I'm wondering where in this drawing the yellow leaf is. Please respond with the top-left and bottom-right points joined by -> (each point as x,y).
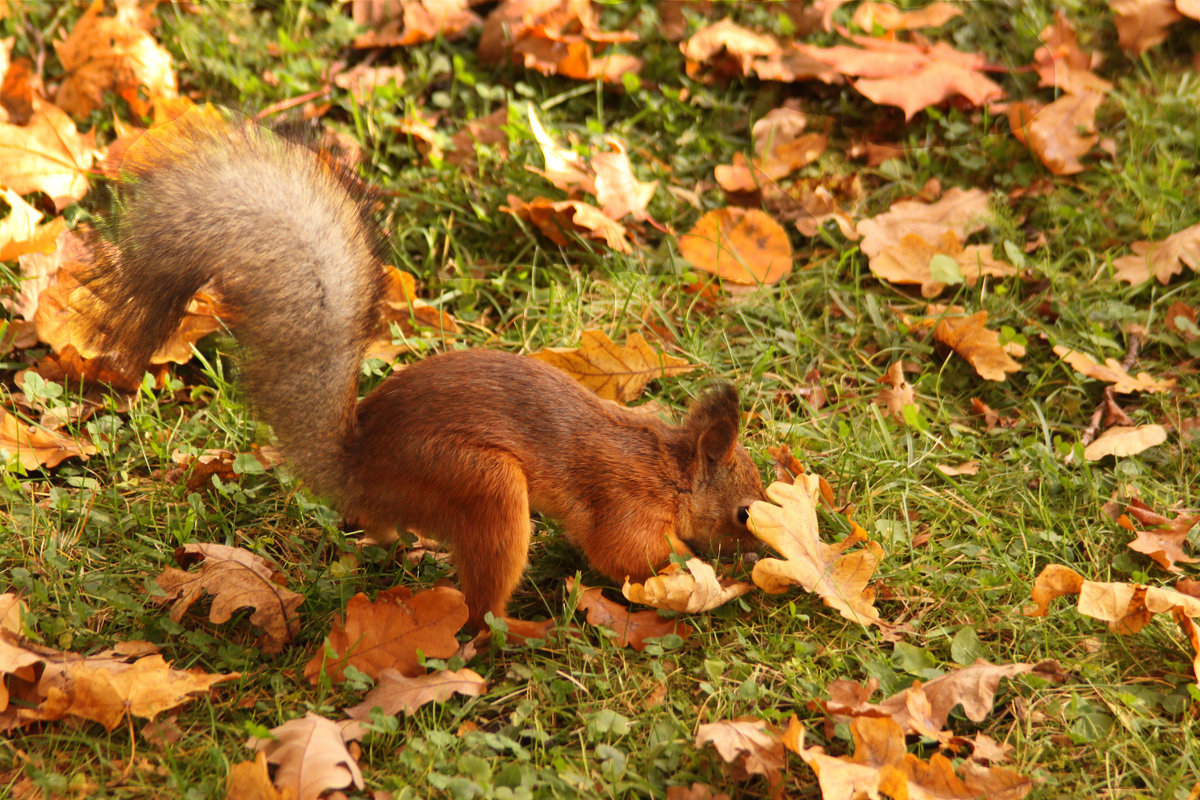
678,207 -> 793,285
1083,425 -> 1167,460
1053,346 -> 1175,393
933,311 -> 1022,381
530,329 -> 695,403
622,558 -> 751,613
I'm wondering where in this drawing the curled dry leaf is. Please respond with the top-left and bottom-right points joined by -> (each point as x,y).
345,667 -> 486,719
248,712 -> 364,800
1010,91 -> 1103,176
53,0 -> 178,117
303,586 -> 467,683
1110,0 -> 1182,55
857,186 -> 992,260
1121,499 -> 1200,573
502,194 -> 631,253
1111,221 -> 1200,284
678,207 -> 793,285
569,578 -> 694,651
351,0 -> 481,48
0,187 -> 67,262
694,718 -> 785,789
224,751 -> 283,800
748,477 -> 884,627
1082,424 -> 1167,461
1034,11 -> 1113,94
851,1 -> 962,31
622,558 -> 751,613
870,231 -> 1017,298
530,329 -> 695,403
0,101 -> 98,202
0,406 -> 97,470
933,311 -> 1023,382
1052,345 -> 1175,393
876,360 -> 915,420
155,543 -> 304,654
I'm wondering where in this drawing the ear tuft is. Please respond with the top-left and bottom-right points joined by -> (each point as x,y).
685,384 -> 740,464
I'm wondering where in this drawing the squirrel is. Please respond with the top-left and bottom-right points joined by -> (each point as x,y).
81,107 -> 766,631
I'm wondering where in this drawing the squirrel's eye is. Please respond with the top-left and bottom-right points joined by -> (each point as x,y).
735,506 -> 750,526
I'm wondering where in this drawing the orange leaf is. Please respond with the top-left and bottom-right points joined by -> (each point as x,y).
569,579 -> 693,651
530,328 -> 695,403
1019,91 -> 1103,176
857,186 -> 992,259
1053,345 -> 1175,393
248,712 -> 364,800
1110,0 -> 1182,55
0,101 -> 97,202
694,718 -> 785,788
224,752 -> 284,800
1033,11 -> 1113,94
622,558 -> 751,613
1083,424 -> 1168,460
502,194 -> 631,252
678,207 -> 793,285
0,406 -> 97,470
851,2 -> 962,31
345,667 -> 487,719
1111,221 -> 1200,284
932,311 -> 1023,382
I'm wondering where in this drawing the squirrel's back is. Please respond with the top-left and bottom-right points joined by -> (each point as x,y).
85,107 -> 385,497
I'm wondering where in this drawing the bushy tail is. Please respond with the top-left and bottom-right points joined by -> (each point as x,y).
83,106 -> 385,499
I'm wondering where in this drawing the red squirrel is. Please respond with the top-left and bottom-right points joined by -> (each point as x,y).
81,107 -> 766,630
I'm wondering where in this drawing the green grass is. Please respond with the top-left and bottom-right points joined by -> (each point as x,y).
3,0 -> 1200,798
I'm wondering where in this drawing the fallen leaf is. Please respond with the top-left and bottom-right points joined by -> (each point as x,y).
665,783 -> 729,800
345,667 -> 486,719
749,477 -> 885,627
1122,500 -> 1199,573
876,361 -> 915,420
527,104 -> 594,193
446,106 -> 509,169
248,712 -> 364,800
502,194 -> 631,252
0,594 -> 24,636
0,101 -> 97,202
1053,345 -> 1175,393
53,0 -> 177,117
1083,424 -> 1168,460
694,718 -> 785,789
1110,0 -> 1182,54
851,2 -> 962,31
0,187 -> 67,262
155,543 -> 304,654
530,329 -> 695,403
857,187 -> 992,259
591,139 -> 657,221
679,19 -> 785,81
678,207 -> 794,285
570,579 -> 694,651
351,0 -> 481,48
303,586 -> 467,683
0,406 -> 97,470
225,752 -> 284,800
1111,221 -> 1200,284
1034,11 -> 1113,94
936,461 -> 980,476
1164,301 -> 1198,340
933,311 -> 1023,382
622,558 -> 752,613
1014,91 -> 1103,176
870,230 -> 1017,297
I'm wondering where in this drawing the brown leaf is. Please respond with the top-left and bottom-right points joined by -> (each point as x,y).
1053,345 -> 1175,393
0,188 -> 67,262
1014,91 -> 1103,176
351,0 -> 481,48
591,140 -> 657,221
857,186 -> 992,259
678,207 -> 794,285
851,2 -> 962,31
225,752 -> 285,800
622,558 -> 752,613
248,712 -> 364,800
0,101 -> 97,202
1034,11 -> 1113,94
156,544 -> 304,654
1083,424 -> 1168,460
0,406 -> 97,470
933,311 -> 1023,382
0,594 -> 24,637
680,19 -> 783,81
478,0 -> 639,82
345,667 -> 486,719
502,194 -> 631,252
876,360 -> 915,420
1110,0 -> 1182,55
870,231 -> 1017,297
570,579 -> 694,651
1111,221 -> 1200,284
1023,564 -> 1085,617
694,718 -> 785,789
530,329 -> 695,403
665,783 -> 729,800
53,0 -> 178,117
1124,501 -> 1199,573
303,586 -> 467,684
749,478 -> 885,627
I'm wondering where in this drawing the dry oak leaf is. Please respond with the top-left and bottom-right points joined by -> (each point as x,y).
1083,424 -> 1168,460
224,751 -> 286,800
530,328 -> 695,403
0,406 -> 97,470
857,186 -> 992,259
0,101 -> 97,202
1034,11 -> 1113,94
933,311 -> 1023,382
155,543 -> 303,654
345,667 -> 486,719
569,578 -> 694,651
1010,91 -> 1103,176
1110,0 -> 1183,54
248,712 -> 364,800
870,231 -> 1018,298
1052,345 -> 1175,393
1111,221 -> 1200,284
0,187 -> 67,262
622,558 -> 752,613
694,718 -> 786,789
1122,499 -> 1200,573
351,0 -> 481,48
794,716 -> 1033,800
304,586 -> 467,684
851,2 -> 962,31
53,0 -> 177,118
34,654 -> 236,731
1026,564 -> 1200,632
502,194 -> 631,252
749,477 -> 884,627
678,207 -> 793,285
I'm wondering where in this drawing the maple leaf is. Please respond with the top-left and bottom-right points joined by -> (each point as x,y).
502,194 -> 631,252
694,718 -> 786,789
53,0 -> 178,117
792,716 -> 1033,800
0,101 -> 97,202
1110,0 -> 1182,54
679,19 -> 784,81
367,265 -> 462,361
1053,345 -> 1175,393
248,712 -> 365,800
857,186 -> 992,259
224,752 -> 284,800
1120,499 -> 1199,573
748,477 -> 885,627
0,187 -> 67,262
155,543 -> 304,654
303,586 -> 467,684
351,0 -> 482,48
622,558 -> 752,613
345,667 -> 487,719
1082,424 -> 1168,460
1034,11 -> 1113,94
569,579 -> 694,651
1111,221 -> 1200,284
0,406 -> 97,470
933,311 -> 1023,382
1010,91 -> 1103,176
530,329 -> 695,403
678,207 -> 794,285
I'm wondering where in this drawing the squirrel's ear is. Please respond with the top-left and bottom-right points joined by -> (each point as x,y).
684,384 -> 740,464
